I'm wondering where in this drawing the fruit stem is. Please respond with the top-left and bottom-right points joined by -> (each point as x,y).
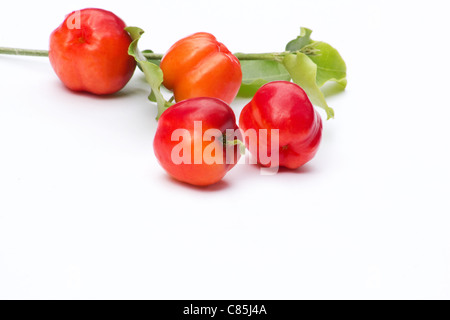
233,52 -> 286,61
0,47 -> 304,62
226,139 -> 246,155
140,52 -> 286,62
0,47 -> 49,57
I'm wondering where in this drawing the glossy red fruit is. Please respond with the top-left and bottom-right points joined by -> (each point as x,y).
49,8 -> 136,95
154,98 -> 242,186
160,33 -> 242,104
239,81 -> 322,169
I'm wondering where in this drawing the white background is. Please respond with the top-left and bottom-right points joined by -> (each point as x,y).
0,0 -> 449,300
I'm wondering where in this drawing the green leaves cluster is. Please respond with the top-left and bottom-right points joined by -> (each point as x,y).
126,27 -> 173,120
238,28 -> 347,119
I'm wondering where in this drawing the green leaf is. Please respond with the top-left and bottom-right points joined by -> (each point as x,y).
125,26 -> 172,119
286,27 -> 313,52
286,28 -> 347,89
283,53 -> 335,120
283,28 -> 347,118
308,41 -> 347,88
238,60 -> 291,98
135,50 -> 160,71
142,50 -> 161,66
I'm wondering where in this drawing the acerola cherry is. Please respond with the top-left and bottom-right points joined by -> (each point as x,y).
154,98 -> 242,187
49,8 -> 136,95
239,81 -> 323,169
160,33 -> 242,104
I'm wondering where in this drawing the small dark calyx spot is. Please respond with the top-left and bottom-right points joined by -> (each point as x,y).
282,145 -> 289,151
78,37 -> 86,44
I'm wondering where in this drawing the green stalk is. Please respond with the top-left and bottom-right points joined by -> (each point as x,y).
233,52 -> 286,61
0,47 -> 289,62
0,47 -> 49,57
140,52 -> 285,62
